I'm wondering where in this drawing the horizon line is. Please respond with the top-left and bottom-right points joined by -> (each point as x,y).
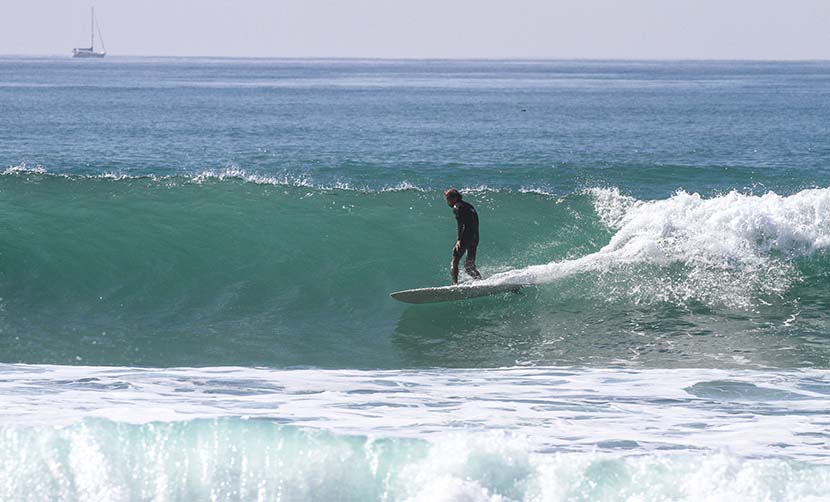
2,53 -> 830,63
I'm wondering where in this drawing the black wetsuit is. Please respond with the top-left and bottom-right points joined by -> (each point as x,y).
451,200 -> 482,282
453,200 -> 479,250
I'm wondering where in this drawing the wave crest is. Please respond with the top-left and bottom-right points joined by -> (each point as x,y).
492,187 -> 830,308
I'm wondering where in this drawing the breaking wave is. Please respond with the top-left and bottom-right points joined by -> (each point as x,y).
490,187 -> 830,308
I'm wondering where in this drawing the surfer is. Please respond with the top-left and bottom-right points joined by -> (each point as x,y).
445,188 -> 482,285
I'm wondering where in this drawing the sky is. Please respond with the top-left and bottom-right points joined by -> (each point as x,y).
1,0 -> 829,59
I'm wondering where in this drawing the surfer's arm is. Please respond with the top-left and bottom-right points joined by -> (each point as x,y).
454,206 -> 465,241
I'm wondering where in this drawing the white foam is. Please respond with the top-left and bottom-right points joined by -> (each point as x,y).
1,364 -> 827,462
518,186 -> 560,197
3,422 -> 827,501
380,181 -> 427,192
488,187 -> 830,308
2,163 -> 47,175
189,166 -> 315,187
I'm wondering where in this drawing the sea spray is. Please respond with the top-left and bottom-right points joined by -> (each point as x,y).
488,187 -> 830,308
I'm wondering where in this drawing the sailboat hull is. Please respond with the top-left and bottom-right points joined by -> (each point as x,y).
72,50 -> 106,58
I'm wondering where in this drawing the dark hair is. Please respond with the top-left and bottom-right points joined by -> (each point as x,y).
444,188 -> 462,201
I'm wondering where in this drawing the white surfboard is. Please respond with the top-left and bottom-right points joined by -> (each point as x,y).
390,283 -> 525,304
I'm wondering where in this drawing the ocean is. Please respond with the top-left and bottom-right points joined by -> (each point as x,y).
1,57 -> 829,500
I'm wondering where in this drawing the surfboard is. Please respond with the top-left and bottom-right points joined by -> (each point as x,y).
390,283 -> 525,304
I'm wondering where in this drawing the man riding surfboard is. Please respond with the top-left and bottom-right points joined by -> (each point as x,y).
445,188 -> 482,285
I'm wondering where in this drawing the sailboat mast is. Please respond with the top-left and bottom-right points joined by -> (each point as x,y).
91,8 -> 95,49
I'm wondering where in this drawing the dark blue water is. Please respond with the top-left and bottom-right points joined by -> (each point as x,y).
4,58 -> 829,196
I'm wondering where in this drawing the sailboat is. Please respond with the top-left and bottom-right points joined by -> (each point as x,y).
72,7 -> 106,58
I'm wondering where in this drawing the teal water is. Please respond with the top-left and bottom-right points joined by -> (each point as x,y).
2,58 -> 830,499
3,174 -> 830,369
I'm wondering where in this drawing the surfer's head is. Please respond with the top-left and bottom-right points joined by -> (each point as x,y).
444,188 -> 462,206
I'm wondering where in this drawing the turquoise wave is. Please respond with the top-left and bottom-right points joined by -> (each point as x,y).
2,173 -> 830,368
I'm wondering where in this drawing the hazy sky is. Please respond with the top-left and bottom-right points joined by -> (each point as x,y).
1,0 -> 829,59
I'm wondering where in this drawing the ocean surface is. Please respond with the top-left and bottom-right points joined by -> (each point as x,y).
1,57 -> 830,500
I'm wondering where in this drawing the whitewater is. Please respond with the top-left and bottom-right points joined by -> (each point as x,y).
490,187 -> 830,308
2,364 -> 829,501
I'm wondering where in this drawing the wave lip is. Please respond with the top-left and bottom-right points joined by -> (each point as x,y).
2,163 -> 47,175
1,164 -> 472,194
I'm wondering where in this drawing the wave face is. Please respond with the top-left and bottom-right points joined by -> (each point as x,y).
2,171 -> 830,368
